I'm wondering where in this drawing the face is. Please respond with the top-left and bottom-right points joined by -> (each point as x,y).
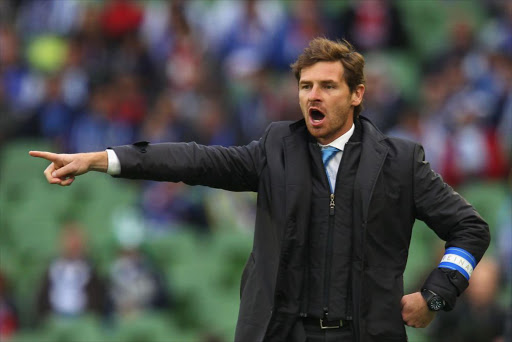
61,228 -> 86,259
299,61 -> 364,144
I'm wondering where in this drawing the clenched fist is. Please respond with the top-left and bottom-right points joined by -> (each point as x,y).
401,292 -> 436,328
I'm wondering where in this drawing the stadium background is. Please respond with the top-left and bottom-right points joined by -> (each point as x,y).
0,0 -> 510,341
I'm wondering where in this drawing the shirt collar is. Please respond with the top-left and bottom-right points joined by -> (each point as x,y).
318,124 -> 355,151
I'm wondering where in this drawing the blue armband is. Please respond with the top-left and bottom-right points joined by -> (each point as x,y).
438,247 -> 476,280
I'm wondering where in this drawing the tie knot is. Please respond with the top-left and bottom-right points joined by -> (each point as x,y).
321,146 -> 340,165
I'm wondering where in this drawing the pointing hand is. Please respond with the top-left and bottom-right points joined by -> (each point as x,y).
29,151 -> 108,186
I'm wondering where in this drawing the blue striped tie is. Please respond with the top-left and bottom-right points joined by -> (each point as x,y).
321,146 -> 340,192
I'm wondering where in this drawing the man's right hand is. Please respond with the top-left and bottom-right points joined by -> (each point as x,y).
29,151 -> 108,186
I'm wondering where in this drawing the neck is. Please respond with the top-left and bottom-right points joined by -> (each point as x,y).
317,118 -> 354,145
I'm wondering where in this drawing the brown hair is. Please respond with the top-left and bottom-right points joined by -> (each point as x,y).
291,37 -> 366,117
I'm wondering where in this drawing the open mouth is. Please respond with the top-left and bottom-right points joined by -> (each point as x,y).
309,108 -> 325,125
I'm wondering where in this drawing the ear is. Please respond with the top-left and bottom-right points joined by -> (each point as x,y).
351,84 -> 365,106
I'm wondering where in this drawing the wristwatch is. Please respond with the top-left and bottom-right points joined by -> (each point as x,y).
421,289 -> 446,311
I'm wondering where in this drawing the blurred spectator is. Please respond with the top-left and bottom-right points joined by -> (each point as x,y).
360,57 -> 405,132
420,15 -> 510,186
428,257 -> 506,342
409,52 -> 509,186
141,0 -> 204,96
111,73 -> 147,126
333,0 -> 409,52
480,1 -> 512,56
429,18 -> 479,68
194,96 -> 236,147
138,91 -> 187,143
75,4 -> 111,84
68,82 -> 134,153
0,25 -> 44,125
442,92 -> 508,186
203,190 -> 257,234
108,247 -> 170,318
407,69 -> 451,173
269,0 -> 327,70
228,66 -> 283,143
489,52 -> 512,162
432,16 -> 511,131
204,0 -> 284,62
165,0 -> 204,93
216,0 -> 284,69
0,270 -> 18,341
141,182 -> 210,234
100,0 -> 143,40
387,104 -> 422,142
107,209 -> 171,318
141,0 -> 208,129
60,36 -> 89,110
36,222 -> 104,319
15,0 -> 84,38
35,74 -> 76,149
111,33 -> 159,98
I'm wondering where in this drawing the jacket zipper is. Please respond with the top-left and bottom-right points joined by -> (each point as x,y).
323,193 -> 335,319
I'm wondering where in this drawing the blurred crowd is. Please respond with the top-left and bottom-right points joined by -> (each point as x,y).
0,0 -> 511,341
1,0 -> 511,218
35,221 -> 171,319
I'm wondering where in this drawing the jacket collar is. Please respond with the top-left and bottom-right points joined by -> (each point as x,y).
356,115 -> 389,220
288,118 -> 306,133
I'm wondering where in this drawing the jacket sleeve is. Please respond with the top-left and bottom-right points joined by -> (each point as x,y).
412,144 -> 490,310
109,125 -> 271,192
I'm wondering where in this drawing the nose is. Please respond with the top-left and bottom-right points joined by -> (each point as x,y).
308,85 -> 321,102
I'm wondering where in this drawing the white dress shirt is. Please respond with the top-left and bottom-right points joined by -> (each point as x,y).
106,149 -> 121,175
318,124 -> 355,192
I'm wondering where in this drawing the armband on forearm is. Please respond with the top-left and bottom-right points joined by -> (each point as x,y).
438,247 -> 476,280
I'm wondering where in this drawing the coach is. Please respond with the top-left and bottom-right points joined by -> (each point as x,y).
31,38 -> 489,342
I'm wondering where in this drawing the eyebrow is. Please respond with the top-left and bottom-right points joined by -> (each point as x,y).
299,79 -> 339,85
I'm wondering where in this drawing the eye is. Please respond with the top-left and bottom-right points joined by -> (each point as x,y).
301,84 -> 311,90
325,84 -> 335,89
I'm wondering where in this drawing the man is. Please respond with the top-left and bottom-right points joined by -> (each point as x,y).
30,38 -> 490,342
36,222 -> 104,319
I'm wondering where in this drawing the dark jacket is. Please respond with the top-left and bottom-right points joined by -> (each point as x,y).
112,117 -> 490,342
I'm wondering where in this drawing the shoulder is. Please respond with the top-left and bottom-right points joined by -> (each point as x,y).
267,120 -> 301,133
263,119 -> 305,140
360,116 -> 420,156
384,136 -> 420,156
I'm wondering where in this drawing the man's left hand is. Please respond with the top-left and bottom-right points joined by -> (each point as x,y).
400,292 -> 436,328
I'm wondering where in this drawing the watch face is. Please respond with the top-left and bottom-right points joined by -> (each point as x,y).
429,297 -> 444,311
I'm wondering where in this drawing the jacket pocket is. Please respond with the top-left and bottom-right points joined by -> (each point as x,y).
364,268 -> 406,339
240,252 -> 256,298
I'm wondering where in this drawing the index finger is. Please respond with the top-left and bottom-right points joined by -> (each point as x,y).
29,151 -> 59,162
